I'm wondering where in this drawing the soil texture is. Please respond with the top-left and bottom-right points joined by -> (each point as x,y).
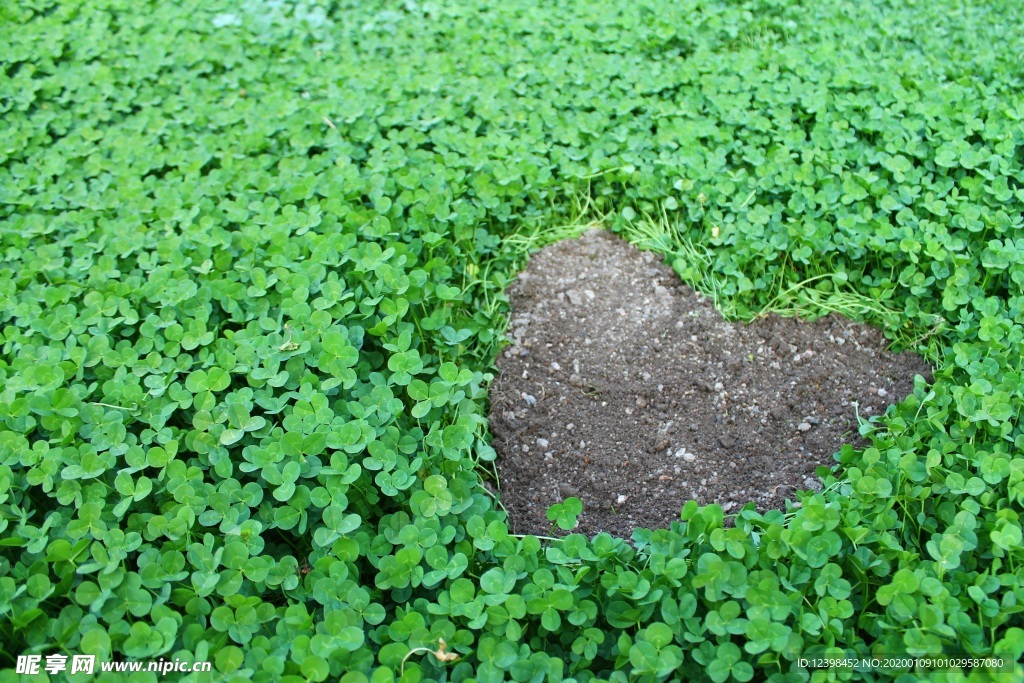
488,229 -> 933,539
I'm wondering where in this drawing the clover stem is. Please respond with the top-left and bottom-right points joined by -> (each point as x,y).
400,647 -> 436,676
509,533 -> 560,542
90,402 -> 131,410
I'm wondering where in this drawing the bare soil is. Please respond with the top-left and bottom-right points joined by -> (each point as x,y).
488,229 -> 932,539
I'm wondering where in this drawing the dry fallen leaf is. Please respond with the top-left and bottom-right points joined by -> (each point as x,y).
400,637 -> 462,676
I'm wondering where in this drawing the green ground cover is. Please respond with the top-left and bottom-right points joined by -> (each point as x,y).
2,0 -> 1024,680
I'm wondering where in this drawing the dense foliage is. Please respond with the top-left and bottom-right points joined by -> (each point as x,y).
2,0 -> 1024,680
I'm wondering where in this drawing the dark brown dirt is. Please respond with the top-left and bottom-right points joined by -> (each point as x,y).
488,229 -> 933,539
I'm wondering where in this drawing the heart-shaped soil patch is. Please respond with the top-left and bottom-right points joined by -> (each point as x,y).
489,229 -> 933,538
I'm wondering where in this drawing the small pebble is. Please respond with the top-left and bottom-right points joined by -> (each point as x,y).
877,388 -> 888,397
616,494 -> 627,505
536,438 -> 549,449
522,393 -> 537,406
714,382 -> 724,391
675,448 -> 697,462
797,422 -> 812,432
566,423 -> 575,430
551,362 -> 561,371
